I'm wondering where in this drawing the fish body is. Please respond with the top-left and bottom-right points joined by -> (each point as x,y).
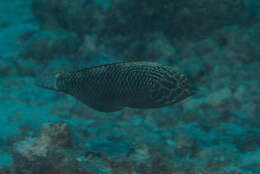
35,61 -> 196,112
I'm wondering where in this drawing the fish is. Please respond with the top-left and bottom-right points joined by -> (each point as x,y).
35,61 -> 196,112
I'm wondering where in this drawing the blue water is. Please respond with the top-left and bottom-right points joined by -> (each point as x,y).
0,0 -> 259,173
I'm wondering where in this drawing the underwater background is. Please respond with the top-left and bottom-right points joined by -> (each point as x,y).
0,0 -> 260,173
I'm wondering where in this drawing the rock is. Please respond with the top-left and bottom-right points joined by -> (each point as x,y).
0,58 -> 12,77
145,33 -> 177,60
18,30 -> 80,62
193,38 -> 219,56
13,123 -> 72,160
234,85 -> 247,102
174,131 -> 198,158
11,149 -> 85,174
234,129 -> 260,152
78,35 -> 100,59
12,57 -> 43,76
10,123 -> 81,174
214,26 -> 260,63
182,97 -> 204,111
32,0 -> 103,34
205,88 -> 232,107
129,146 -> 150,164
0,166 -> 10,174
40,123 -> 73,148
197,144 -> 239,172
31,0 -> 248,60
103,0 -> 247,40
252,22 -> 260,42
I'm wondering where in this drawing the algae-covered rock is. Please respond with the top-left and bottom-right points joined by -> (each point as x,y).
0,58 -> 12,77
13,57 -> 42,76
13,123 -> 72,160
144,33 -> 177,60
32,0 -> 247,39
11,149 -> 85,174
18,30 -> 80,62
197,144 -> 239,173
234,129 -> 260,152
101,0 -> 247,39
32,0 -> 104,34
30,0 -> 248,59
213,26 -> 260,63
0,166 -> 10,174
174,129 -> 199,158
11,123 -> 81,174
205,88 -> 232,107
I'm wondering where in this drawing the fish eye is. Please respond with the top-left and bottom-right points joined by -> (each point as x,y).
179,80 -> 186,88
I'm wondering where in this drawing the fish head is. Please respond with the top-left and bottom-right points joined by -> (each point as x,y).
149,70 -> 196,106
171,72 -> 197,103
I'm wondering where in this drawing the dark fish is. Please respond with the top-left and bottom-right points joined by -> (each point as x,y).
35,61 -> 196,112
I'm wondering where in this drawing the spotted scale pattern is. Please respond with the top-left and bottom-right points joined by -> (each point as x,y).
39,61 -> 196,112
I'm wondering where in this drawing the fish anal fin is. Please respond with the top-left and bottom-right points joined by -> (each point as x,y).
90,104 -> 123,112
75,96 -> 123,112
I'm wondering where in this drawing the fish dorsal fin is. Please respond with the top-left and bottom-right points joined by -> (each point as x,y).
89,103 -> 123,112
57,64 -> 80,73
74,61 -> 161,73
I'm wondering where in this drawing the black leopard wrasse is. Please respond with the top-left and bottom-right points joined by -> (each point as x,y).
35,61 -> 196,112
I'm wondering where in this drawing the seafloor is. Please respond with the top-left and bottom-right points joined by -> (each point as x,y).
0,0 -> 259,173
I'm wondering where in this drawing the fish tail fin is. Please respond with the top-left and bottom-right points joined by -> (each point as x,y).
34,71 -> 61,91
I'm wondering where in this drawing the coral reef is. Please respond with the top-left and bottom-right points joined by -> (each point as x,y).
18,30 -> 80,62
11,123 -> 82,174
0,167 -> 10,174
30,0 -> 248,59
0,0 -> 259,173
